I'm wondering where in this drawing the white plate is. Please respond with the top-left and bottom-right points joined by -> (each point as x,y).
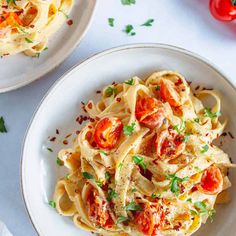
21,44 -> 236,236
0,0 -> 97,93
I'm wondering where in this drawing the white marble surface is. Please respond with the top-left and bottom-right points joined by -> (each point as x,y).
0,0 -> 235,235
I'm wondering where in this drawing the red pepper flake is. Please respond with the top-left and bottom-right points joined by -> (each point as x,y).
195,85 -> 200,90
65,133 -> 72,139
56,129 -> 59,134
228,132 -> 234,139
173,222 -> 182,231
76,130 -> 81,135
76,115 -> 89,125
116,97 -> 121,102
88,125 -> 93,129
175,79 -> 182,86
112,81 -> 116,85
67,19 -> 73,26
187,81 -> 192,86
87,102 -> 92,109
221,132 -> 227,137
202,87 -> 213,91
89,117 -> 95,122
63,140 -> 68,145
96,90 -> 101,94
50,137 -> 56,142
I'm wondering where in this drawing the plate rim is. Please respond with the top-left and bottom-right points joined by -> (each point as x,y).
21,43 -> 236,236
0,0 -> 98,94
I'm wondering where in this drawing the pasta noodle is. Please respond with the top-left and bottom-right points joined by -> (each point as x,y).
0,0 -> 73,57
53,70 -> 235,236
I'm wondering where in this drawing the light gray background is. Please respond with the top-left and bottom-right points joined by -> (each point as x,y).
0,0 -> 235,235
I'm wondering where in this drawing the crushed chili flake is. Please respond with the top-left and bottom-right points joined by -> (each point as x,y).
116,97 -> 121,102
187,81 -> 192,86
112,81 -> 116,85
221,132 -> 227,137
56,129 -> 59,135
229,157 -> 233,163
202,87 -> 213,91
65,133 -> 72,139
89,117 -> 95,122
67,19 -> 73,26
228,132 -> 234,139
88,125 -> 93,129
76,115 -> 89,125
63,140 -> 68,145
76,130 -> 81,135
96,90 -> 101,94
173,222 -> 182,231
195,85 -> 200,91
175,79 -> 182,86
87,102 -> 93,109
49,137 -> 56,142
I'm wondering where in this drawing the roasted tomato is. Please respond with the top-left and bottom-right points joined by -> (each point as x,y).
94,117 -> 123,149
135,97 -> 165,129
155,129 -> 185,160
197,165 -> 223,195
87,190 -> 114,228
135,203 -> 165,236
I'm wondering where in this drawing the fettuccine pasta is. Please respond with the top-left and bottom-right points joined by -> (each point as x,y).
53,71 -> 235,236
0,0 -> 73,57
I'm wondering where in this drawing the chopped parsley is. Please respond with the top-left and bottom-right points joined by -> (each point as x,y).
124,78 -> 134,85
43,47 -> 48,51
187,198 -> 192,203
121,0 -> 136,5
173,120 -> 186,134
116,216 -> 129,224
155,85 -> 160,91
34,53 -> 40,58
99,150 -> 107,156
65,174 -> 70,179
184,133 -> 190,142
166,174 -> 189,196
49,200 -> 56,208
194,201 -> 216,221
47,147 -> 53,152
108,18 -> 115,27
194,166 -> 201,172
82,172 -> 94,179
25,38 -> 33,43
95,179 -> 103,187
190,209 -> 198,215
141,18 -> 154,27
123,24 -> 136,36
203,108 -> 221,119
131,188 -> 137,192
201,144 -> 209,153
123,201 -> 143,211
56,157 -> 63,166
194,118 -> 200,123
105,86 -> 118,97
232,0 -> 236,6
14,23 -> 27,34
123,122 -> 136,136
0,117 -> 7,133
107,188 -> 118,201
118,162 -> 123,170
105,172 -> 111,180
151,193 -> 161,198
132,155 -> 147,170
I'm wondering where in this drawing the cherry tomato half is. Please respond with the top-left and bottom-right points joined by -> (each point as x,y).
135,203 -> 165,236
94,117 -> 123,149
197,165 -> 223,195
209,0 -> 236,22
87,189 -> 114,228
135,97 -> 165,129
155,129 -> 185,160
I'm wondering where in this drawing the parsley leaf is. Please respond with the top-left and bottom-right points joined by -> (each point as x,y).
232,0 -> 236,6
173,120 -> 186,134
203,108 -> 221,119
56,157 -> 63,166
151,193 -> 161,198
123,122 -> 136,136
7,0 -> 16,5
184,133 -> 190,142
123,201 -> 143,211
121,0 -> 136,5
105,86 -> 118,97
118,163 -> 123,170
194,118 -> 200,123
0,117 -> 7,133
166,174 -> 189,196
123,24 -> 136,36
132,188 -> 137,192
49,200 -> 56,208
82,172 -> 94,179
99,150 -> 107,156
47,147 -> 53,152
25,38 -> 33,43
132,155 -> 147,170
187,198 -> 192,203
105,172 -> 111,180
155,85 -> 160,91
95,179 -> 103,187
108,18 -> 114,27
201,144 -> 209,153
107,188 -> 118,201
124,78 -> 134,85
141,18 -> 154,27
116,216 -> 129,224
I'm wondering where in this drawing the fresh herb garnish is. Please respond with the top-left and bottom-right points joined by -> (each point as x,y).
124,78 -> 134,85
34,53 -> 40,58
151,193 -> 161,198
82,172 -> 94,179
14,23 -> 27,33
132,188 -> 137,192
65,173 -> 70,179
107,188 -> 118,201
59,9 -> 69,19
184,133 -> 190,142
201,144 -> 209,153
132,155 -> 147,170
232,0 -> 236,6
194,201 -> 216,221
43,47 -> 48,51
194,118 -> 200,123
190,209 -> 198,215
105,172 -> 111,180
123,201 -> 143,211
155,85 -> 160,91
118,163 -> 123,170
123,122 -> 136,136
194,166 -> 201,172
121,0 -> 136,5
105,86 -> 118,97
25,38 -> 33,43
0,117 -> 7,133
203,108 -> 221,119
7,0 -> 16,5
47,147 -> 53,152
141,18 -> 154,27
123,24 -> 136,36
49,200 -> 56,208
187,198 -> 192,203
99,150 -> 107,156
56,157 -> 63,166
116,216 -> 129,224
96,179 -> 103,187
166,174 -> 189,196
108,18 -> 114,27
173,120 -> 186,134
